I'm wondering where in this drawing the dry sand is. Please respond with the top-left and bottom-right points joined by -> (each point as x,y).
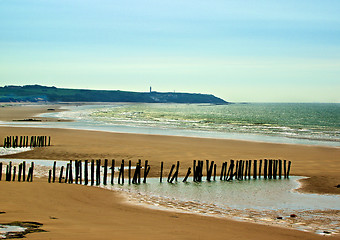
0,104 -> 339,239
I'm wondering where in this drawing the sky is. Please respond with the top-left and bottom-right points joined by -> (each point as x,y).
0,0 -> 340,103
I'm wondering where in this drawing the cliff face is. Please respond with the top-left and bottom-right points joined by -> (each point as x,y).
0,85 -> 228,104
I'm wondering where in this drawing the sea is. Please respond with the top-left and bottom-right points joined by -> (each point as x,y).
23,102 -> 340,147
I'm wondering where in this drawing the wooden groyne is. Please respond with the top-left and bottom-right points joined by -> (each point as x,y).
3,136 -> 51,148
44,158 -> 292,186
0,161 -> 34,182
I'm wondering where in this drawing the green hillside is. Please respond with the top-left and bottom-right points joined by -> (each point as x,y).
0,85 -> 228,104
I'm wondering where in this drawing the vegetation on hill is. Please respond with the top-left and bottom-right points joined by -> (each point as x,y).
0,85 -> 228,104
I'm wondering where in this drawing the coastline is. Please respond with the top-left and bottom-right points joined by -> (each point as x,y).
1,104 -> 340,239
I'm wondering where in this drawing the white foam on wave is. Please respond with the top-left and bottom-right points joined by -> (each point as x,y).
0,147 -> 32,156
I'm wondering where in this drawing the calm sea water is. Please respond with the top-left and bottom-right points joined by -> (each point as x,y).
2,102 -> 339,146
54,102 -> 338,146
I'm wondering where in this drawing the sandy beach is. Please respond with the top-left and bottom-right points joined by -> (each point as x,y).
0,104 -> 339,239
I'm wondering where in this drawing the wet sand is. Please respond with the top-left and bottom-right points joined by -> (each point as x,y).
0,104 -> 339,239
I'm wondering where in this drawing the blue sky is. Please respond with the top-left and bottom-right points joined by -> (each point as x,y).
1,0 -> 339,102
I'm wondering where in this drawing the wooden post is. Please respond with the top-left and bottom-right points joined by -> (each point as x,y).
29,162 -> 34,182
182,167 -> 191,182
18,163 -> 22,182
143,160 -> 148,183
103,159 -> 108,185
213,164 -> 216,181
53,161 -> 56,183
121,160 -> 124,185
65,164 -> 69,183
193,160 -> 197,182
118,165 -> 122,184
248,160 -> 251,180
96,159 -> 101,185
48,169 -> 52,183
59,166 -> 64,183
264,159 -> 268,179
79,160 -> 82,185
268,160 -> 272,179
0,162 -> 2,181
75,160 -> 79,184
259,160 -> 262,179
206,160 -> 209,180
245,161 -> 248,180
160,161 -> 163,183
287,161 -> 291,178
220,162 -> 225,181
111,159 -> 115,185
273,160 -> 277,179
253,160 -> 257,180
8,162 -> 12,181
167,164 -> 175,183
279,160 -> 282,179
48,136 -> 51,146
12,166 -> 16,181
19,136 -> 22,148
91,160 -> 95,186
128,160 -> 131,184
175,161 -> 180,182
132,162 -> 138,184
84,160 -> 88,185
69,161 -> 73,184
138,159 -> 141,184
284,160 -> 287,178
223,162 -> 228,180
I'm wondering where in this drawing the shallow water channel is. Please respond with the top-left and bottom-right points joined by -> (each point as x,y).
1,157 -> 339,235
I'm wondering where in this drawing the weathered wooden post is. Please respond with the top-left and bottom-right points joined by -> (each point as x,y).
206,160 -> 209,180
174,161 -> 180,182
96,159 -> 101,185
53,161 -> 56,183
111,159 -> 115,185
128,160 -> 131,184
48,136 -> 51,146
247,160 -> 251,180
12,166 -> 16,181
79,160 -> 82,185
69,161 -> 73,184
143,160 -> 148,183
160,161 -> 163,183
8,162 -> 12,181
279,160 -> 282,179
253,160 -> 257,179
65,164 -> 69,183
0,162 -> 2,181
48,169 -> 52,183
284,160 -> 287,178
59,166 -> 64,183
84,160 -> 88,185
287,161 -> 291,178
268,160 -> 273,179
193,160 -> 197,181
223,162 -> 228,180
19,136 -> 23,148
29,162 -> 34,182
138,159 -> 141,184
183,167 -> 191,182
259,160 -> 262,179
213,164 -> 216,181
273,160 -> 278,179
167,164 -> 175,183
121,160 -> 125,185
245,161 -> 249,180
220,162 -> 225,181
103,159 -> 108,185
91,160 -> 95,186
264,159 -> 268,179
18,163 -> 22,182
75,160 -> 79,184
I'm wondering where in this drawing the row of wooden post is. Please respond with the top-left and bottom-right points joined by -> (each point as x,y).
48,159 -> 151,185
0,161 -> 34,182
3,136 -> 51,148
47,158 -> 291,185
